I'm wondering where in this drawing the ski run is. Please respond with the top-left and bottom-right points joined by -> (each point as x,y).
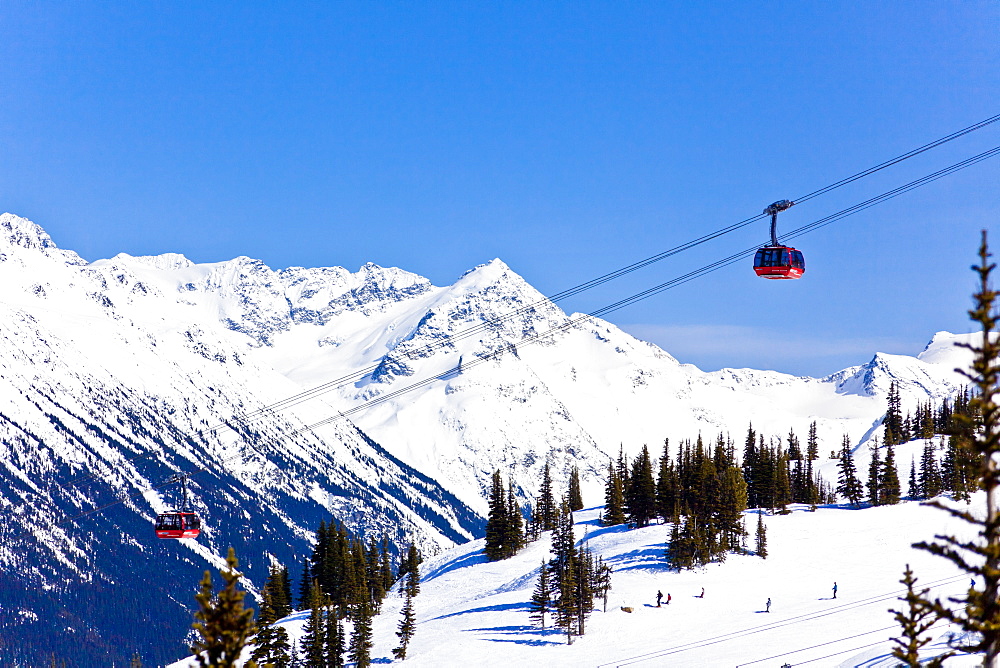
175,483 -> 985,666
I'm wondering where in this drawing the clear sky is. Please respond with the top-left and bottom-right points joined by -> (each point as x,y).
1,2 -> 998,376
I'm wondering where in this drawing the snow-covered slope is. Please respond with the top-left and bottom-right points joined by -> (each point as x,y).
0,212 -> 976,664
213,497 -> 983,667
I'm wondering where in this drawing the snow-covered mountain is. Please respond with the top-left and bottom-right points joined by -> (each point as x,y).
0,212 -> 974,665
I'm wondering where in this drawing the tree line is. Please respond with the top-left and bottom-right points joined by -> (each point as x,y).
601,425 -> 834,570
837,380 -> 984,509
191,517 -> 423,668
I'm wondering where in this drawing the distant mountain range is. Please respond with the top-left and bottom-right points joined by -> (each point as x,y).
0,212 -> 971,665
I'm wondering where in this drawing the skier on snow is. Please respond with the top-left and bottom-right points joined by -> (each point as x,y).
832,582 -> 838,599
656,590 -> 663,607
766,597 -> 771,613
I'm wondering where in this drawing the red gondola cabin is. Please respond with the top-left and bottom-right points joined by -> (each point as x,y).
753,245 -> 805,280
155,511 -> 202,539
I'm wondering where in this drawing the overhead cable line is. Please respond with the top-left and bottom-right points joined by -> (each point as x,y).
201,113 -> 1000,433
791,112 -> 1000,205
736,613 -> 960,668
791,618 -> 957,666
282,143 -> 1000,436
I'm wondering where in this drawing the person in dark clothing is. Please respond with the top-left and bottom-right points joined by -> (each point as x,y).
656,590 -> 663,607
698,587 -> 704,598
832,582 -> 838,599
766,597 -> 771,613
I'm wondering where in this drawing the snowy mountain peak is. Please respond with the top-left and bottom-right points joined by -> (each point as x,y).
0,212 -> 86,266
917,330 -> 979,367
0,212 -> 57,250
98,251 -> 196,271
456,257 -> 517,287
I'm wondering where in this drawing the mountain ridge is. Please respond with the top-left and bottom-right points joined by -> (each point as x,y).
0,212 -> 973,664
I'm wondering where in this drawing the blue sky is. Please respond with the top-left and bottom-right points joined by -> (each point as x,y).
1,2 -> 998,376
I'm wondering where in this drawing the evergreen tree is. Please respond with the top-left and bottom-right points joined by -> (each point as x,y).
787,428 -> 802,460
807,421 -> 819,461
885,381 -> 905,446
867,438 -> 882,506
402,543 -> 421,598
655,439 -> 677,521
907,455 -> 919,499
912,233 -> 1000,665
836,435 -> 864,507
348,602 -> 373,668
555,549 -> 579,644
549,503 -> 595,641
625,444 -> 656,527
298,559 -> 312,612
504,480 -> 525,557
880,442 -> 901,505
754,513 -> 767,559
484,470 -> 510,561
280,566 -> 293,615
324,609 -> 344,668
265,564 -> 291,620
365,537 -> 385,612
392,581 -> 416,660
616,445 -> 630,503
300,580 -> 326,668
311,520 -> 330,596
890,567 -> 952,666
920,440 -> 943,499
603,460 -> 626,526
528,561 -> 553,629
716,464 -> 748,551
568,466 -> 584,512
251,575 -> 291,668
379,538 -> 395,594
575,547 -> 594,636
592,557 -> 613,613
666,512 -> 710,570
743,425 -> 759,508
348,538 -> 369,612
191,547 -> 258,668
536,462 -> 557,532
774,447 -> 791,512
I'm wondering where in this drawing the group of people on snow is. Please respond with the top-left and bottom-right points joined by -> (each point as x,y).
652,583 -> 838,613
655,590 -> 672,607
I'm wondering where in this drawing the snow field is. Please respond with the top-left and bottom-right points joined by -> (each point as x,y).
348,499 -> 980,666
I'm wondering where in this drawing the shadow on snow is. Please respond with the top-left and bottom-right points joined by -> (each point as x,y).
421,549 -> 489,582
603,545 -> 672,572
428,600 -> 531,622
466,624 -> 565,646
